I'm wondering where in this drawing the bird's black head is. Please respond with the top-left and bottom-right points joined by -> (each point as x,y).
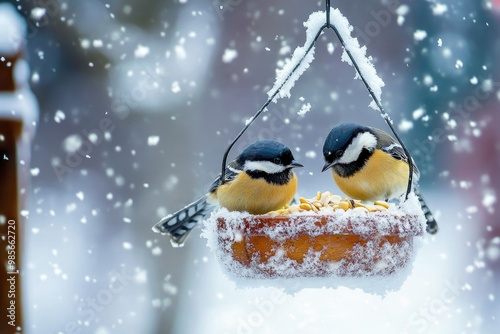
322,122 -> 377,177
236,140 -> 303,183
238,140 -> 302,170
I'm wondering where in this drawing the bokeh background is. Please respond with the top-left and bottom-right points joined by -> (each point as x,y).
1,0 -> 499,333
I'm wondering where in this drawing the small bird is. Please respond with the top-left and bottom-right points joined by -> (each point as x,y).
321,122 -> 438,234
153,140 -> 303,246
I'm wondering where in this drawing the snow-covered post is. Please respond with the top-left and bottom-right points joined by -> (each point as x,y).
0,4 -> 38,333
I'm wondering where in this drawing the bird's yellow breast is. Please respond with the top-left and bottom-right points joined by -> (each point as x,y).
214,172 -> 298,214
333,149 -> 409,201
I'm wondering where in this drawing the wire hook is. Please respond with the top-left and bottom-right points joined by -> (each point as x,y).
326,0 -> 331,26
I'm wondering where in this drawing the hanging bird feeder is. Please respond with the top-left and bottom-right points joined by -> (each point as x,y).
203,0 -> 429,280
206,192 -> 426,279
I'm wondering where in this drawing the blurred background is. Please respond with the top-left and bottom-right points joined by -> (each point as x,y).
1,0 -> 499,333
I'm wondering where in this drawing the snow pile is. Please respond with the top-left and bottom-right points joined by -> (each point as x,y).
202,193 -> 426,294
0,3 -> 26,55
0,3 -> 39,137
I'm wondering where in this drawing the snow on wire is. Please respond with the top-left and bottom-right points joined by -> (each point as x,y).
267,9 -> 385,109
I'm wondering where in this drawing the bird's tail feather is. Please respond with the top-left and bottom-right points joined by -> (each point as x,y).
152,197 -> 212,247
414,189 -> 438,234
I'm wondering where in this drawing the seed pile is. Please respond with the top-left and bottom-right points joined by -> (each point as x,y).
267,191 -> 390,215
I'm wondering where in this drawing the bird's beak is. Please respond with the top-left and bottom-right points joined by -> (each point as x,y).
321,161 -> 334,173
288,160 -> 304,169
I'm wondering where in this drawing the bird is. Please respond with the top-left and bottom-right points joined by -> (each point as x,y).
153,139 -> 303,246
321,122 -> 438,234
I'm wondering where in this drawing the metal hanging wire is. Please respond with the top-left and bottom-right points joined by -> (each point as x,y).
220,0 -> 414,200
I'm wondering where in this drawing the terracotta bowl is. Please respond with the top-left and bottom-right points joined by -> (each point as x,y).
214,211 -> 424,278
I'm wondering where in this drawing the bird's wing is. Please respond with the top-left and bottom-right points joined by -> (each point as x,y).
371,127 -> 420,180
371,127 -> 399,151
382,143 -> 408,162
208,160 -> 243,194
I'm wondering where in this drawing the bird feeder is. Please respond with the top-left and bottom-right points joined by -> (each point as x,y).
207,192 -> 425,279
203,0 -> 430,281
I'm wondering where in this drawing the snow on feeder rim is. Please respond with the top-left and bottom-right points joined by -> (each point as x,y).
202,191 -> 426,280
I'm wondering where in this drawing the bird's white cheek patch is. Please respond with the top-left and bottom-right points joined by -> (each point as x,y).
338,132 -> 377,164
244,161 -> 284,174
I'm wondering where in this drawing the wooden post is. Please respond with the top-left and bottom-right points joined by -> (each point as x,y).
0,4 -> 38,333
0,120 -> 23,334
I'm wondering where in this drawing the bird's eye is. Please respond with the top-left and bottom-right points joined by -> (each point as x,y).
335,150 -> 344,158
273,157 -> 282,165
